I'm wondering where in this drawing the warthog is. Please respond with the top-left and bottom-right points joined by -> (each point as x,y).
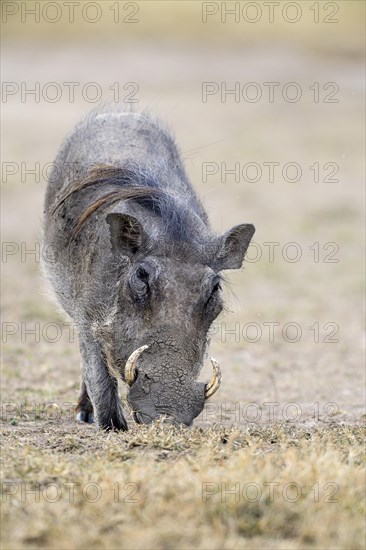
43,106 -> 255,430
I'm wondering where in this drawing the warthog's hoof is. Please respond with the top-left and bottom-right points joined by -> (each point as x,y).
76,410 -> 94,424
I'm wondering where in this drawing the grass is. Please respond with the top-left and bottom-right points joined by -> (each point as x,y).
1,420 -> 365,549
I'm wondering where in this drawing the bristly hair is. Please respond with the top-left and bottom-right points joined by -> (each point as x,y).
51,164 -> 202,243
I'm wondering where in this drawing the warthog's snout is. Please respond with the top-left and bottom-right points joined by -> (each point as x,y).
125,345 -> 218,426
125,345 -> 221,398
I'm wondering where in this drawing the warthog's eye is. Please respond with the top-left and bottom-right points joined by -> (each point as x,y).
212,281 -> 222,294
136,266 -> 149,283
129,261 -> 158,303
210,277 -> 222,297
205,278 -> 222,309
130,266 -> 150,301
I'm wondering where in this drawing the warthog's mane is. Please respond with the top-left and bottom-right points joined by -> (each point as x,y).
51,164 -> 204,243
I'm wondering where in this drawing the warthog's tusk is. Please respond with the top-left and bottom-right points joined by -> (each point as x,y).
204,357 -> 222,399
125,345 -> 149,386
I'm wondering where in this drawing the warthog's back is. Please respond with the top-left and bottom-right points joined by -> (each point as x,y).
44,106 -> 203,219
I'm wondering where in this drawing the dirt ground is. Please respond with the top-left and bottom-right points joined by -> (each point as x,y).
1,3 -> 365,549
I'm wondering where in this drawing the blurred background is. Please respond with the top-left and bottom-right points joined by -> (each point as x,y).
1,0 -> 365,424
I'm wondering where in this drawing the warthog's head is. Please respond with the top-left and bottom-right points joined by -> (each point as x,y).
99,207 -> 255,427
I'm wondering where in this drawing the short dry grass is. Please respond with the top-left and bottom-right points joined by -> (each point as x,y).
1,420 -> 365,550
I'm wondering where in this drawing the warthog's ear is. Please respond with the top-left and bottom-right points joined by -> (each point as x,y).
106,213 -> 147,256
215,224 -> 255,270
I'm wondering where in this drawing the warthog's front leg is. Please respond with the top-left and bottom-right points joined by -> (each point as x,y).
77,333 -> 128,431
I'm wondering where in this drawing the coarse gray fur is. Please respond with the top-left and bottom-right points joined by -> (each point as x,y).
43,105 -> 255,430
